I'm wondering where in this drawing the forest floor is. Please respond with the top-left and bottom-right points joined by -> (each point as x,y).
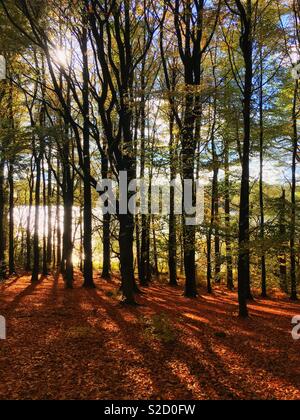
0,273 -> 300,400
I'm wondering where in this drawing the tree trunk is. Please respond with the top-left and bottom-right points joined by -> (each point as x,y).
259,55 -> 267,298
213,167 -> 220,283
139,63 -> 150,286
207,173 -> 216,293
56,159 -> 62,269
290,81 -> 298,301
42,157 -> 48,276
224,144 -> 234,290
8,161 -> 15,275
118,103 -> 139,301
102,211 -> 111,280
152,216 -> 159,278
237,0 -> 253,316
279,189 -> 287,293
47,148 -> 52,270
31,146 -> 41,283
101,147 -> 111,280
206,232 -> 213,294
119,214 -> 136,304
61,135 -> 74,288
168,111 -> 177,286
182,103 -> 197,297
0,157 -> 6,279
25,160 -> 34,272
82,26 -> 95,289
79,184 -> 83,273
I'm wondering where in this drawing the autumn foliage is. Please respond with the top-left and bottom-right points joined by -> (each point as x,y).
0,274 -> 299,400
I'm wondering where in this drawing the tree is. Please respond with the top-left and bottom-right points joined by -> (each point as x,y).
225,0 -> 254,317
163,0 -> 220,297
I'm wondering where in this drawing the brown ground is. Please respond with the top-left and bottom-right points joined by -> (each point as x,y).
0,273 -> 300,400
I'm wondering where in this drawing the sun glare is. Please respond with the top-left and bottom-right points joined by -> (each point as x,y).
53,48 -> 69,67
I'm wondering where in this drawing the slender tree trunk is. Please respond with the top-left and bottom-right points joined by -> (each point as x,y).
206,231 -> 212,294
207,122 -> 219,292
79,182 -> 83,273
31,144 -> 41,283
61,130 -> 74,288
224,144 -> 234,290
213,167 -> 220,283
56,159 -> 62,269
290,81 -> 298,301
118,108 -> 138,301
237,0 -> 253,316
180,229 -> 184,276
168,111 -> 177,286
8,161 -> 15,275
140,215 -> 149,285
207,174 -> 216,293
0,157 -> 6,279
119,213 -> 136,304
259,55 -> 267,298
152,216 -> 159,278
21,229 -> 25,268
133,102 -> 141,282
47,148 -> 52,270
42,157 -> 48,276
101,146 -> 111,280
62,184 -> 73,288
182,98 -> 197,297
82,26 -> 95,289
279,189 -> 287,292
211,80 -> 220,284
145,216 -> 151,284
25,161 -> 34,272
136,214 -> 141,278
139,64 -> 150,286
52,222 -> 56,269
146,147 -> 154,285
59,77 -> 74,287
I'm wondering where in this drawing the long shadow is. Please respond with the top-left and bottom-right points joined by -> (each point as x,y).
137,294 -> 262,399
0,274 -> 24,291
1,276 -> 45,315
84,288 -> 258,400
39,278 -> 300,398
248,299 -> 300,315
139,286 -> 300,397
33,277 -> 153,399
38,274 -> 143,399
0,274 -> 113,400
2,273 -> 298,400
84,288 -> 197,399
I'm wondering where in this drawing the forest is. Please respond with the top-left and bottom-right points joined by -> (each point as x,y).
0,0 -> 300,402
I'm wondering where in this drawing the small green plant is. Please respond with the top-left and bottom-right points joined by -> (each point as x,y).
140,313 -> 177,344
105,289 -> 122,300
66,326 -> 97,339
